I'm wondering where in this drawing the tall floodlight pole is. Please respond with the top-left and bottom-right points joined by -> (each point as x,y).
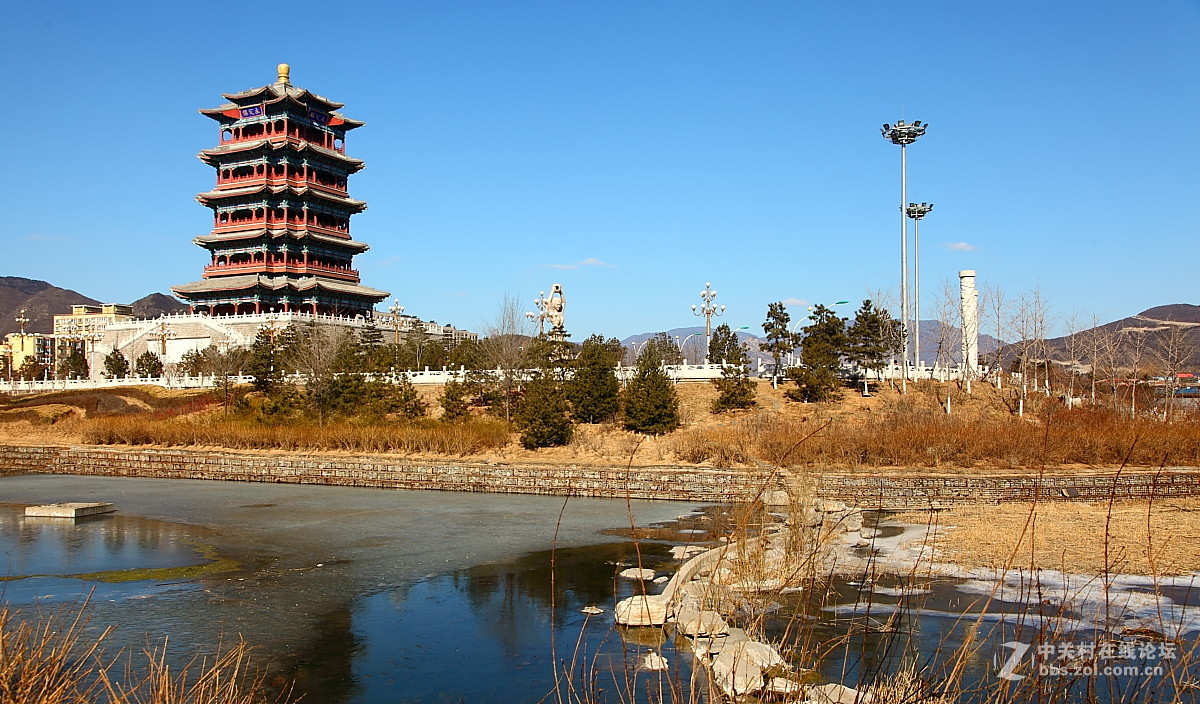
691,282 -> 725,364
881,120 -> 927,389
906,202 -> 933,375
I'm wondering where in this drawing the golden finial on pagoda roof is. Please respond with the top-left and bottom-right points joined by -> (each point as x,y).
277,63 -> 291,85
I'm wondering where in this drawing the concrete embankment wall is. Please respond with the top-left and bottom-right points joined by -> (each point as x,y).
0,444 -> 771,503
2,444 -> 1198,507
816,471 -> 1200,509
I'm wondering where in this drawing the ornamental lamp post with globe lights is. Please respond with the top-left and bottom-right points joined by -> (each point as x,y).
388,299 -> 405,345
881,119 -> 928,389
691,282 -> 725,364
906,202 -> 933,374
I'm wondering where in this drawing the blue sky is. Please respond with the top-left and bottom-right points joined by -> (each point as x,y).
3,1 -> 1196,339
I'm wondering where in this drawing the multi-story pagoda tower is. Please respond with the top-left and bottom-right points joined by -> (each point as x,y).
173,64 -> 388,316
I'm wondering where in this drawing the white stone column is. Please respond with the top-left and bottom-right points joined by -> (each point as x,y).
959,270 -> 979,377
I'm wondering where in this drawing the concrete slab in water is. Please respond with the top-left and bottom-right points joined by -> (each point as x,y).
24,502 -> 115,518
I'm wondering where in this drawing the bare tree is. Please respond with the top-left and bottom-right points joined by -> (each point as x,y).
1032,287 -> 1054,395
1122,327 -> 1150,416
1078,313 -> 1108,404
1092,324 -> 1124,413
1061,310 -> 1086,402
1005,293 -> 1040,415
931,279 -> 961,381
283,322 -> 354,425
981,283 -> 1008,389
867,285 -> 904,390
198,344 -> 250,415
474,294 -> 534,421
1150,324 -> 1189,420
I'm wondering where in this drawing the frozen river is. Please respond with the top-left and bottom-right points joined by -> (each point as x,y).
0,474 -> 709,703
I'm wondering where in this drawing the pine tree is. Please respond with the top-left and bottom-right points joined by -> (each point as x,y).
622,346 -> 680,435
57,348 -> 89,380
245,328 -> 282,394
708,325 -> 755,412
103,348 -> 131,379
388,375 -> 427,419
786,304 -> 847,402
515,372 -> 573,449
707,324 -> 745,366
845,299 -> 902,390
567,334 -> 622,423
439,380 -> 472,421
762,302 -> 800,386
358,319 -> 390,373
133,351 -> 164,378
16,357 -> 47,381
639,332 -> 683,366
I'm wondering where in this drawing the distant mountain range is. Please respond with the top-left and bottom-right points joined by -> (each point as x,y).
622,307 -> 1200,372
1032,304 -> 1200,369
0,277 -> 187,335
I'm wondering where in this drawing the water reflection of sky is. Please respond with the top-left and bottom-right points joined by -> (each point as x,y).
311,542 -> 689,704
0,504 -> 206,580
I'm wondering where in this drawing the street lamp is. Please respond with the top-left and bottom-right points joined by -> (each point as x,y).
680,332 -> 704,364
526,291 -> 550,335
881,119 -> 928,388
388,298 -> 405,345
691,282 -> 725,364
147,318 -> 178,358
630,338 -> 653,364
906,202 -> 933,374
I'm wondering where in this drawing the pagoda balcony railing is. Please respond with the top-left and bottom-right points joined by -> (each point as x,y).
202,261 -> 360,280
215,173 -> 348,194
214,217 -> 350,236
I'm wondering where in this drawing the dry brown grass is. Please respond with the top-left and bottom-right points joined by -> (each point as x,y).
81,415 -> 512,456
668,405 -> 1200,469
0,603 -> 291,704
893,498 -> 1200,575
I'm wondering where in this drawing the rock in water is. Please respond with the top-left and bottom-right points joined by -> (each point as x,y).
766,677 -> 802,695
619,567 -> 656,580
639,651 -> 669,671
808,682 -> 873,703
710,640 -> 785,697
674,607 -> 729,637
614,594 -> 671,626
669,545 -> 708,559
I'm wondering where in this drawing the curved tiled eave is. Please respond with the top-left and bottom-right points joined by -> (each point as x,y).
200,93 -> 363,129
172,274 -> 388,300
195,184 -> 366,212
192,229 -> 370,253
198,138 -> 364,170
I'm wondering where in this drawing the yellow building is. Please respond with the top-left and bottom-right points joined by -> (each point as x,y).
53,304 -> 134,338
52,305 -> 135,380
3,332 -> 55,379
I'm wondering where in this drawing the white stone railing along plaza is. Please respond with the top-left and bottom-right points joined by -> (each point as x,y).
1,360 -> 1000,396
0,363 -> 734,395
